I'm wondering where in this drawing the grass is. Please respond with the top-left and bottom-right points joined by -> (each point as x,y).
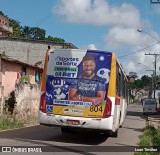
135,125 -> 160,155
0,118 -> 24,130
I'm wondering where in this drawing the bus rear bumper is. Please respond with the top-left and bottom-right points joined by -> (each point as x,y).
38,111 -> 114,131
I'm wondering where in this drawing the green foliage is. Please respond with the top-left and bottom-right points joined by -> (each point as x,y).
132,79 -> 144,88
46,36 -> 65,43
136,125 -> 160,155
0,10 -> 66,43
139,135 -> 151,146
0,118 -> 24,130
0,11 -> 5,16
19,75 -> 30,83
152,127 -> 160,146
9,18 -> 22,38
21,26 -> 30,39
129,74 -> 152,89
29,27 -> 46,40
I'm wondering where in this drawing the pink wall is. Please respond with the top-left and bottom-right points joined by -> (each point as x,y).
1,59 -> 42,97
2,60 -> 21,97
26,67 -> 35,84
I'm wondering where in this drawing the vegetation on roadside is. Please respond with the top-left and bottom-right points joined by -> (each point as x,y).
135,125 -> 160,155
0,118 -> 24,130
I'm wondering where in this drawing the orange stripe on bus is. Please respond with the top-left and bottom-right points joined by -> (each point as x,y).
41,50 -> 50,91
108,53 -> 116,97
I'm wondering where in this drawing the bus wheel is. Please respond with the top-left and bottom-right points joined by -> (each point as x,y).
119,114 -> 122,128
119,124 -> 122,128
112,129 -> 118,138
107,130 -> 118,138
61,127 -> 70,133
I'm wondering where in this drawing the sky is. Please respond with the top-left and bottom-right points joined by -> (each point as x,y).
1,0 -> 160,77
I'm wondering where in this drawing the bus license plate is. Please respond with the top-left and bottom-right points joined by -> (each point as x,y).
66,120 -> 80,125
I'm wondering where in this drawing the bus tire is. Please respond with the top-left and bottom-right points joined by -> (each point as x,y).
112,129 -> 118,138
119,113 -> 122,128
61,127 -> 70,133
107,130 -> 118,138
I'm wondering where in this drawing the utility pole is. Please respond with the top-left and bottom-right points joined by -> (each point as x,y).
145,53 -> 160,99
146,70 -> 154,97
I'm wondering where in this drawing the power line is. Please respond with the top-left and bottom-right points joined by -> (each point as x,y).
33,0 -> 71,27
145,53 -> 160,98
118,41 -> 160,59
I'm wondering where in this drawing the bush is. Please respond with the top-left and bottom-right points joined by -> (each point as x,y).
136,125 -> 160,155
19,75 -> 30,83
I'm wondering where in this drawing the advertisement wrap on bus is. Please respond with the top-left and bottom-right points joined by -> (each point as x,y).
45,50 -> 112,118
39,48 -> 128,137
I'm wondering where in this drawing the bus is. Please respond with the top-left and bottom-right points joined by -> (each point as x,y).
39,48 -> 128,137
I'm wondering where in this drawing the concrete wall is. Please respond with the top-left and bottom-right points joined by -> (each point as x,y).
13,83 -> 40,124
0,85 -> 4,115
0,38 -> 77,68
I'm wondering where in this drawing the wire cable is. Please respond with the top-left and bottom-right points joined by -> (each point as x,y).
118,41 -> 160,59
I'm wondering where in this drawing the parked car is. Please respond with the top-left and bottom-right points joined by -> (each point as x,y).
141,96 -> 148,104
143,98 -> 157,115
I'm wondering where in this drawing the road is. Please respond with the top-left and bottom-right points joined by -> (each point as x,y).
0,102 -> 146,155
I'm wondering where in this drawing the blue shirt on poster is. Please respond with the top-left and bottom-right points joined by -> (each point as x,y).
70,75 -> 106,97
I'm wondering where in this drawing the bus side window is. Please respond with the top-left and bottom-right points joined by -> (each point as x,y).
122,75 -> 125,98
116,63 -> 121,96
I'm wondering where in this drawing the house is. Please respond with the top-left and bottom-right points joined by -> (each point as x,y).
0,15 -> 13,37
0,54 -> 43,97
0,37 -> 77,68
0,30 -> 78,116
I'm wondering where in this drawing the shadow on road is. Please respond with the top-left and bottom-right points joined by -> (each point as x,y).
121,126 -> 143,132
0,125 -> 108,145
14,138 -> 98,155
46,132 -> 109,145
127,111 -> 143,117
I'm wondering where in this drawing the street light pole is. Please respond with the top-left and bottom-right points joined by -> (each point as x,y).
146,69 -> 155,97
137,29 -> 160,42
137,28 -> 160,99
138,62 -> 154,97
145,53 -> 159,99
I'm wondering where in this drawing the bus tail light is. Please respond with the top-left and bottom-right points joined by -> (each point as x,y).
39,92 -> 46,113
103,97 -> 112,118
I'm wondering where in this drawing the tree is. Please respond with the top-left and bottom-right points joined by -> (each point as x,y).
29,27 -> 46,40
9,18 -> 22,38
0,11 -> 5,16
129,72 -> 138,80
21,26 -> 30,39
141,75 -> 151,87
46,36 -> 65,43
1,11 -> 66,43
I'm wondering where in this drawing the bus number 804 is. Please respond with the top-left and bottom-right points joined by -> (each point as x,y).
90,105 -> 103,112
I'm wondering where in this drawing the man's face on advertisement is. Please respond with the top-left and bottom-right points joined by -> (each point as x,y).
83,60 -> 96,78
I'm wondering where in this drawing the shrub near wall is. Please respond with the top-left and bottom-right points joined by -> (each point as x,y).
13,83 -> 40,125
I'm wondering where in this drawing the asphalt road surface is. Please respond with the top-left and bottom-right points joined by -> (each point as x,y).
0,102 -> 146,155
